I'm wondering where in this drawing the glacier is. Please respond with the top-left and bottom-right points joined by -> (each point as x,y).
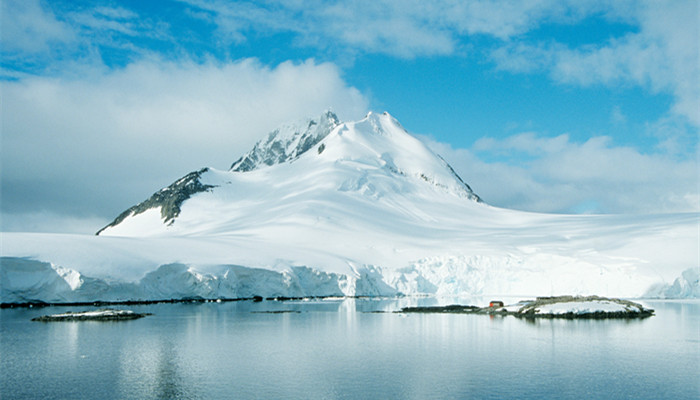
2,111 -> 699,304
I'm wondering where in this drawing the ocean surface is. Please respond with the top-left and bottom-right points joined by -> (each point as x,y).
1,298 -> 698,399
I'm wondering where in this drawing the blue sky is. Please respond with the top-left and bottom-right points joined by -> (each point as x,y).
1,0 -> 698,232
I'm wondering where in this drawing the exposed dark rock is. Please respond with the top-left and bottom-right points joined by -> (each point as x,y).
250,310 -> 301,314
96,168 -> 216,235
400,305 -> 480,313
2,295 -> 336,308
230,111 -> 339,172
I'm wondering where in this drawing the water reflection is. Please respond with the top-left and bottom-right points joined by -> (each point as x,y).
153,339 -> 188,400
64,319 -> 79,357
1,298 -> 698,400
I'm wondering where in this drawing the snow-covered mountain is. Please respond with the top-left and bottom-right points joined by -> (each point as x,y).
96,111 -> 481,237
2,111 -> 698,304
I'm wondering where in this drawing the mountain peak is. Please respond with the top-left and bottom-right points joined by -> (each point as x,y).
327,111 -> 481,201
228,109 -> 480,201
229,110 -> 340,172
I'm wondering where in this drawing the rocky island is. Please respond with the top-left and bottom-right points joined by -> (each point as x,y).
399,296 -> 654,319
31,309 -> 150,322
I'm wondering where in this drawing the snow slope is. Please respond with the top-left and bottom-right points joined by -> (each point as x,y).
2,111 -> 699,303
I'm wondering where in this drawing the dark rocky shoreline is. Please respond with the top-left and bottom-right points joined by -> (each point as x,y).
17,295 -> 655,320
1,295 -> 321,309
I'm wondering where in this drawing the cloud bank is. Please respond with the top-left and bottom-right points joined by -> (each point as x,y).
1,58 -> 369,231
424,133 -> 699,215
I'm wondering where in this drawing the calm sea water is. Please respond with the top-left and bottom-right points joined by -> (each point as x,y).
1,298 -> 698,400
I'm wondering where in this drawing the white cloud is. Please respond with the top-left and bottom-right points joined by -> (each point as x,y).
610,106 -> 626,125
492,1 -> 700,126
181,0 -> 606,58
646,116 -> 698,157
1,0 -> 77,54
182,0 -> 457,57
474,132 -> 570,155
68,6 -> 142,37
1,0 -> 173,76
0,211 -> 110,235
1,58 -> 369,229
423,133 -> 699,214
314,2 -> 455,57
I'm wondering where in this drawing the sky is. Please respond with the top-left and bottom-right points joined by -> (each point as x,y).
1,0 -> 698,233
